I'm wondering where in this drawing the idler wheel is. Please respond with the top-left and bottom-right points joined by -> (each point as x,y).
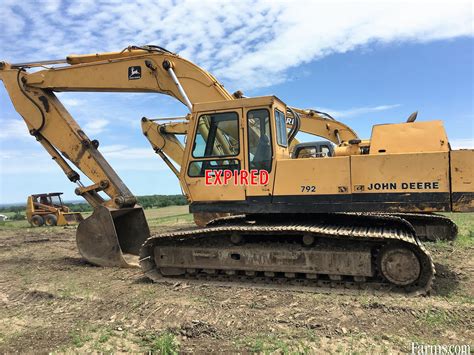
379,246 -> 421,286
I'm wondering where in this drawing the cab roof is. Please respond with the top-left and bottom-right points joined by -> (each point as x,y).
193,95 -> 286,113
31,192 -> 63,198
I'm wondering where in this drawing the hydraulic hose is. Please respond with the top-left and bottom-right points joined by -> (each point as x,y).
287,107 -> 301,144
16,69 -> 46,135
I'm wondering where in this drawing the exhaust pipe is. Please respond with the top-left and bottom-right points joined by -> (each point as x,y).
76,205 -> 150,267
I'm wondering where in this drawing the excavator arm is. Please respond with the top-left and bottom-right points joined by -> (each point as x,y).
290,108 -> 359,145
0,62 -> 154,267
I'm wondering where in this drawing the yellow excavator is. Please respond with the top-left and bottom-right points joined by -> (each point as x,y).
1,45 -> 472,295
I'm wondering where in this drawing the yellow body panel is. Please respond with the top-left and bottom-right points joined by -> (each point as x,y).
450,150 -> 474,211
185,180 -> 246,201
351,152 -> 450,193
369,121 -> 449,154
451,150 -> 474,192
25,196 -> 35,222
273,157 -> 350,196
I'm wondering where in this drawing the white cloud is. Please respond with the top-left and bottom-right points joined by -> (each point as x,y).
60,98 -> 84,107
0,119 -> 31,140
0,148 -> 57,174
83,119 -> 109,135
450,138 -> 474,150
316,104 -> 401,119
100,144 -> 156,160
0,0 -> 471,90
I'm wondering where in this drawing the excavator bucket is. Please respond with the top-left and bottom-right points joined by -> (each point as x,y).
76,205 -> 150,267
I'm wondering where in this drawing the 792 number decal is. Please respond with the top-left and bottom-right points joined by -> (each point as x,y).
301,185 -> 316,192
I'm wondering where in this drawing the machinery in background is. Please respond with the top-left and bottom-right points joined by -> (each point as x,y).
26,193 -> 84,227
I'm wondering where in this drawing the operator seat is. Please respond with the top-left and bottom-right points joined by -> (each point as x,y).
253,134 -> 271,170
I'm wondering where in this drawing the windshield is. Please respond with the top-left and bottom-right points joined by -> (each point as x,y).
51,195 -> 63,207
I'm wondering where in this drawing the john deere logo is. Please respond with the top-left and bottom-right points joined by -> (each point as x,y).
128,66 -> 141,80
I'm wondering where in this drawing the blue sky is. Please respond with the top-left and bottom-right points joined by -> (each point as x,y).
0,0 -> 473,204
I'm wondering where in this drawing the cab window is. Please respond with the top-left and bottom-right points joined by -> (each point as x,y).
188,159 -> 240,177
247,109 -> 272,172
274,109 -> 288,147
192,112 -> 239,158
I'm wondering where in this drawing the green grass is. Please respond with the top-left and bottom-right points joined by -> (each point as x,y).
236,334 -> 309,354
56,281 -> 93,299
147,213 -> 193,227
92,326 -> 117,352
443,212 -> 474,247
138,331 -> 179,354
70,328 -> 93,348
97,329 -> 112,344
92,325 -> 153,353
415,308 -> 460,328
144,205 -> 192,227
0,220 -> 30,229
143,205 -> 189,219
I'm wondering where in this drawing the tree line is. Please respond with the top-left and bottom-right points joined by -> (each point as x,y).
0,194 -> 188,214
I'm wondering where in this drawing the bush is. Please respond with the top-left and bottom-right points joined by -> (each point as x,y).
137,195 -> 187,209
68,203 -> 92,212
0,205 -> 24,214
9,212 -> 26,221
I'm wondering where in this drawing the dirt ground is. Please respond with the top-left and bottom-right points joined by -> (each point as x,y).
0,215 -> 472,353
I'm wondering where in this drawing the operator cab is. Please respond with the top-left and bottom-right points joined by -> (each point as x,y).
32,192 -> 67,210
183,96 -> 289,202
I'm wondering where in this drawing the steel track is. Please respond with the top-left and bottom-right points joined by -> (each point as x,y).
206,212 -> 458,242
140,214 -> 435,296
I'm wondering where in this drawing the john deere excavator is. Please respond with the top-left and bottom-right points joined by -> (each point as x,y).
1,45 -> 472,295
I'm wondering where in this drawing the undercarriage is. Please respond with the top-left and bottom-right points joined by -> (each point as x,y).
140,214 -> 435,296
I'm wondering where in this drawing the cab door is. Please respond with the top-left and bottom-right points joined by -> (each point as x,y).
183,109 -> 246,202
244,107 -> 282,200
